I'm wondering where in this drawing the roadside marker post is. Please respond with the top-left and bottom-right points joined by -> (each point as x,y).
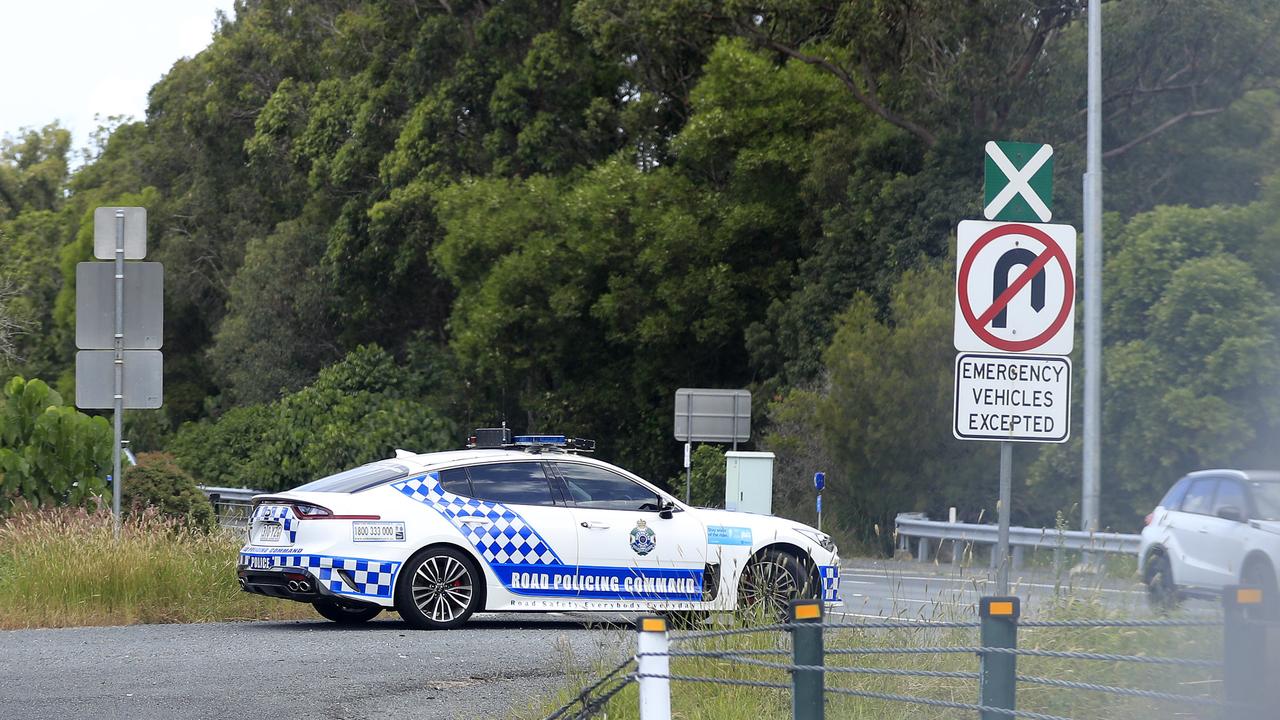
790,600 -> 824,720
1221,585 -> 1271,714
636,615 -> 671,720
978,596 -> 1020,720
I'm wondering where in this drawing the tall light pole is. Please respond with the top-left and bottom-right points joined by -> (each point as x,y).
1082,0 -> 1103,539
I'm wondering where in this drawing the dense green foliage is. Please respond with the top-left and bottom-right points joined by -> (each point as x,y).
2,0 -> 1280,537
122,453 -> 215,529
0,377 -> 110,511
169,345 -> 455,491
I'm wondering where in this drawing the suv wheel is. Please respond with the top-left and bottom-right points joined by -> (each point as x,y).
1145,552 -> 1180,613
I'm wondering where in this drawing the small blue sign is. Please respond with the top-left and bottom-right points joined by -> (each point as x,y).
814,472 -> 825,491
707,526 -> 753,546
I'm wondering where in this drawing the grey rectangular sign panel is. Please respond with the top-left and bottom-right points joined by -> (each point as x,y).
94,206 -> 147,260
75,351 -> 163,409
75,262 -> 163,349
674,388 -> 751,442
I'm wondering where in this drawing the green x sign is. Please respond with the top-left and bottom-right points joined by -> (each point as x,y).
984,141 -> 1054,222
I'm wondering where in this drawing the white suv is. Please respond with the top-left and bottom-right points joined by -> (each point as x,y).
1138,469 -> 1280,612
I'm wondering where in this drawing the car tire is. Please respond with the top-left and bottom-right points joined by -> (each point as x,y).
396,546 -> 482,630
737,549 -> 815,623
1241,558 -> 1279,621
1145,552 -> 1180,613
312,598 -> 383,625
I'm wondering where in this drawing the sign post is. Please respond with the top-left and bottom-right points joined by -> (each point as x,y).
956,145 -> 1076,595
77,207 -> 163,537
814,472 -> 825,532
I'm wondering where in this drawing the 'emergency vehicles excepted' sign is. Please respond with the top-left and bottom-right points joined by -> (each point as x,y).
953,353 -> 1071,443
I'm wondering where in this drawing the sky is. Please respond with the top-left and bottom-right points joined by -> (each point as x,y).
0,0 -> 236,153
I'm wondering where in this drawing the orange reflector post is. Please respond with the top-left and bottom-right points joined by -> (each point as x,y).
793,602 -> 821,620
1237,588 -> 1263,605
989,601 -> 1015,616
640,617 -> 668,633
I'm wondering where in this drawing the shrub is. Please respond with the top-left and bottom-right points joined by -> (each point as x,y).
0,376 -> 110,512
122,452 -> 215,529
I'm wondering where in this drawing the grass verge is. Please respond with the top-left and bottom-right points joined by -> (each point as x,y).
0,504 -> 314,629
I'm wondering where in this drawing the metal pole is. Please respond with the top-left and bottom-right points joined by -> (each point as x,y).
685,394 -> 692,504
636,616 -> 671,720
997,442 -> 1012,595
1082,0 -> 1103,543
112,209 -> 125,538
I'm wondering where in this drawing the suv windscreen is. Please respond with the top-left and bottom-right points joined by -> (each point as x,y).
292,462 -> 409,493
466,462 -> 558,506
556,463 -> 661,511
1250,482 -> 1280,521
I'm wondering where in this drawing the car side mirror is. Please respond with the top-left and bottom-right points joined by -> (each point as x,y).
659,499 -> 675,520
1216,506 -> 1245,522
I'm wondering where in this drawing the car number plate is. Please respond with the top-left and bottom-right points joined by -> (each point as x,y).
255,522 -> 283,543
352,521 -> 405,542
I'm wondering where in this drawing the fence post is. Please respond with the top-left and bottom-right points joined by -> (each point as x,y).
979,596 -> 1019,720
1222,585 -> 1267,718
790,599 -> 824,720
636,615 -> 671,720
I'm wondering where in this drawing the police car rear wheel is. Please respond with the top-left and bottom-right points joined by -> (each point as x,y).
738,550 -> 808,623
397,546 -> 480,630
312,599 -> 383,625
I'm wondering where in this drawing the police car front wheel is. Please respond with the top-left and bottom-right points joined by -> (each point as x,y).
396,546 -> 481,630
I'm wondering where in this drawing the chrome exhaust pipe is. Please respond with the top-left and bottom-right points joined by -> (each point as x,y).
296,579 -> 312,592
238,577 -> 247,589
286,580 -> 301,592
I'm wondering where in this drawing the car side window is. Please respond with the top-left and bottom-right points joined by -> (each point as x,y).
555,463 -> 661,512
466,462 -> 558,506
438,467 -> 472,497
1212,480 -> 1248,518
1179,479 -> 1217,515
1158,477 -> 1192,510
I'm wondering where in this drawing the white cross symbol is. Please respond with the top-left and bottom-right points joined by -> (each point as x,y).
984,142 -> 1053,222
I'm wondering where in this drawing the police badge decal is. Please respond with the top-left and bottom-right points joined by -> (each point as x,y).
629,519 -> 656,556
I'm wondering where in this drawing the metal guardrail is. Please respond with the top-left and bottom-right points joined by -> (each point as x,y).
198,485 -> 264,529
894,513 -> 1140,569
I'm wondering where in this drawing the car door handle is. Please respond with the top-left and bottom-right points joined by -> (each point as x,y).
580,521 -> 610,529
459,517 -> 492,526
1198,527 -> 1209,533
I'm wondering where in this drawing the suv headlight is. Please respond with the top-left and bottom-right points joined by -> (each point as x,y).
795,527 -> 836,553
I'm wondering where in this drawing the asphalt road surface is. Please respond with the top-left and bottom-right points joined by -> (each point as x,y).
1,559 -> 1217,720
0,613 -> 633,720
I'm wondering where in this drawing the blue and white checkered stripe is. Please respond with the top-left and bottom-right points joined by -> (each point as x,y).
819,565 -> 840,602
392,472 -> 562,566
252,504 -> 299,543
239,552 -> 400,599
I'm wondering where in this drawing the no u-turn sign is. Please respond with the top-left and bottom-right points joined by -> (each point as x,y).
954,220 -> 1077,355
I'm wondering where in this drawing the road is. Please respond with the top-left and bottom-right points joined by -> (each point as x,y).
832,557 -> 1218,620
1,559 -> 1216,720
0,613 -> 633,720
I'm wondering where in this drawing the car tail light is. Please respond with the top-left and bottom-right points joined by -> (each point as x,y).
292,502 -> 380,520
1144,512 -> 1154,526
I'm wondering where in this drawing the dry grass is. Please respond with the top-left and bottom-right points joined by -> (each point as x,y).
0,503 -> 314,628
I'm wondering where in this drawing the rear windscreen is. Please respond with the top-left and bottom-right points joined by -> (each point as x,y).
292,462 -> 410,493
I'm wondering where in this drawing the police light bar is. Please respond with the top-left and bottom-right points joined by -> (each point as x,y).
511,435 -> 596,452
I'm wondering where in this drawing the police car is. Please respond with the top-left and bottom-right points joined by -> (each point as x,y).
237,430 -> 841,629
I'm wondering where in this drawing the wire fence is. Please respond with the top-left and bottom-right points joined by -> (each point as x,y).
543,587 -> 1278,720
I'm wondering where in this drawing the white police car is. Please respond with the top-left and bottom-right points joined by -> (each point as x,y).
238,430 -> 841,629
